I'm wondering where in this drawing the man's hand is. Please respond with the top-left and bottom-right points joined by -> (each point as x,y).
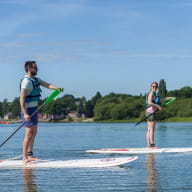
58,87 -> 64,92
24,113 -> 31,122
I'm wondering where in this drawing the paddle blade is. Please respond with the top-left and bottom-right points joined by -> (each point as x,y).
44,88 -> 61,105
164,97 -> 176,106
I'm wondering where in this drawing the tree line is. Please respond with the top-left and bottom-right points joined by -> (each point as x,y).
1,79 -> 192,121
0,92 -> 102,120
94,80 -> 192,121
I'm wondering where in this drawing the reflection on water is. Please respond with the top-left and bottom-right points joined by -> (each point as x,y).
23,168 -> 38,192
158,125 -> 168,129
146,154 -> 158,192
0,123 -> 192,192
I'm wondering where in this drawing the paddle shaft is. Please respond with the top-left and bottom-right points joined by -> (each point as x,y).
0,88 -> 62,148
135,97 -> 176,126
0,104 -> 45,148
135,108 -> 159,126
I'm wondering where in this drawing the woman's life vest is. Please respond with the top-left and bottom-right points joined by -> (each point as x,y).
146,91 -> 161,108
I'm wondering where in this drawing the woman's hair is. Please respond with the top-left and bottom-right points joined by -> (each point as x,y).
150,82 -> 158,88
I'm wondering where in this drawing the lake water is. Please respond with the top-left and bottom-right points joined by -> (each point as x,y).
0,122 -> 192,192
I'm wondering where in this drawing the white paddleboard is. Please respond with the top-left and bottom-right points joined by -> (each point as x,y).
86,147 -> 192,154
0,156 -> 138,168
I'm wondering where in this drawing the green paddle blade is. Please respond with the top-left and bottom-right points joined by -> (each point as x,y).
164,97 -> 176,106
43,88 -> 61,105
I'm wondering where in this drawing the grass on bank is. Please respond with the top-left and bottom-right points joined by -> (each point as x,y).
162,117 -> 192,122
96,117 -> 192,123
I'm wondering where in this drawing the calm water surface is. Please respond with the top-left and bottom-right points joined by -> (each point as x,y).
0,122 -> 192,192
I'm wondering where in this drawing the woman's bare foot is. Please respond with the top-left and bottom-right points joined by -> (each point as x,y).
23,159 -> 34,165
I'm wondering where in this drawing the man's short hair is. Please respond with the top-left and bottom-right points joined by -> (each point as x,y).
25,61 -> 36,72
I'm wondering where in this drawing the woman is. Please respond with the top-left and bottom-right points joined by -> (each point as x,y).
146,82 -> 173,147
146,82 -> 162,148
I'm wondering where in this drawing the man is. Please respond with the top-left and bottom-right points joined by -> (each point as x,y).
20,61 -> 63,164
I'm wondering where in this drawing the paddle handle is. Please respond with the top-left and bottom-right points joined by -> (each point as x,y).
43,88 -> 61,105
164,97 -> 176,106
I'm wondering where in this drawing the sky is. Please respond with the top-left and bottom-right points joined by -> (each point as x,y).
1,0 -> 192,101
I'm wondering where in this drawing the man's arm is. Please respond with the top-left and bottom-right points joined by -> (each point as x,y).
39,79 -> 64,91
20,88 -> 31,121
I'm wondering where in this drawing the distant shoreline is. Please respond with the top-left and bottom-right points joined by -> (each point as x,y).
8,117 -> 192,124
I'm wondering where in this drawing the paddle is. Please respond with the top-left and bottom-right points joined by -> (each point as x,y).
135,97 -> 176,126
0,88 -> 62,148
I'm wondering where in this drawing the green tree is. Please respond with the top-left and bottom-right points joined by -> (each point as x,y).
2,99 -> 10,117
85,92 -> 102,118
77,97 -> 87,114
0,102 -> 3,118
94,93 -> 144,121
111,103 -> 130,120
62,94 -> 76,110
85,100 -> 94,118
91,92 -> 102,106
10,97 -> 20,118
94,102 -> 116,120
159,79 -> 167,98
43,100 -> 65,115
167,86 -> 192,98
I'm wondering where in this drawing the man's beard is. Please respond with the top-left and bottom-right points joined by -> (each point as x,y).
31,71 -> 37,76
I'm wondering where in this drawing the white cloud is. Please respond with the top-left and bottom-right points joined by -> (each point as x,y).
0,41 -> 23,48
18,33 -> 44,38
125,54 -> 192,59
0,0 -> 89,36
